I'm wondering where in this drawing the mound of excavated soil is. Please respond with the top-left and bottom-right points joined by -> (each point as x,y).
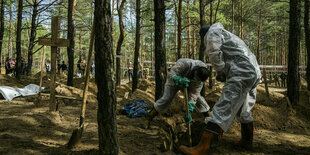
1,75 -> 310,154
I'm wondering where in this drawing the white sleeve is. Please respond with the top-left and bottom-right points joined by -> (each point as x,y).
205,29 -> 225,72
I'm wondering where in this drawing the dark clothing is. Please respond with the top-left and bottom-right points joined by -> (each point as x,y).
5,61 -> 11,74
280,73 -> 287,87
60,64 -> 67,71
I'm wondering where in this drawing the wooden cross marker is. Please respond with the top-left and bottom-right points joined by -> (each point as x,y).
39,16 -> 69,111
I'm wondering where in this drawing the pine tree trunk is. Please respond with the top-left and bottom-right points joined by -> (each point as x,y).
305,0 -> 310,90
94,0 -> 119,154
16,0 -> 23,79
177,0 -> 182,59
154,0 -> 167,101
199,0 -> 205,61
132,0 -> 140,92
208,0 -> 213,89
232,0 -> 234,33
256,0 -> 262,64
67,0 -> 76,86
288,0 -> 301,106
0,0 -> 5,74
116,0 -> 126,86
27,0 -> 38,75
187,0 -> 191,58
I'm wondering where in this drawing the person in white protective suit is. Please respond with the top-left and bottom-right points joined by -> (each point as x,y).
143,58 -> 212,129
180,23 -> 262,155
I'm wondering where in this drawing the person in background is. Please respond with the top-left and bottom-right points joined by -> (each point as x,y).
280,72 -> 287,87
60,61 -> 67,72
273,73 -> 280,87
5,57 -> 11,74
45,60 -> 51,72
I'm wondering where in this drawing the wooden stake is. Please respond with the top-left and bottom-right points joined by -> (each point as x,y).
184,87 -> 192,146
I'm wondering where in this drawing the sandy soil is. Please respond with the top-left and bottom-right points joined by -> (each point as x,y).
0,73 -> 310,155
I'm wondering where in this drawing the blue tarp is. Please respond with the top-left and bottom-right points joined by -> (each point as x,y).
123,100 -> 149,118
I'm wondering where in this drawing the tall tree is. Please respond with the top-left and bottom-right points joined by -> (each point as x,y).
256,0 -> 263,64
186,0 -> 191,58
305,0 -> 310,91
94,0 -> 119,154
208,0 -> 214,89
199,0 -> 206,97
199,0 -> 205,62
67,0 -> 76,86
177,0 -> 182,59
15,0 -> 23,79
132,0 -> 141,92
287,0 -> 301,106
26,0 -> 38,75
116,0 -> 126,86
231,0 -> 234,33
154,0 -> 167,101
0,0 -> 5,73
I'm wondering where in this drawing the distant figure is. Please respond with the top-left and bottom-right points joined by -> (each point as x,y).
5,57 -> 12,74
273,73 -> 280,87
280,72 -> 287,87
21,58 -> 27,75
45,60 -> 51,72
128,66 -> 133,81
9,58 -> 15,68
77,58 -> 86,76
60,61 -> 67,72
91,60 -> 95,74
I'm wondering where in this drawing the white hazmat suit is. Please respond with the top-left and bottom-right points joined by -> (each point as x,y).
154,58 -> 210,114
204,23 -> 261,132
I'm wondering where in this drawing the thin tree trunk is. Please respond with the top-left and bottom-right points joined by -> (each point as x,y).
192,27 -> 196,59
232,0 -> 234,33
238,0 -> 241,38
208,0 -> 213,89
27,0 -> 38,75
177,0 -> 182,59
175,11 -> 178,61
94,0 -> 119,154
305,0 -> 310,90
8,2 -> 12,58
287,0 -> 301,106
187,0 -> 191,58
154,0 -> 167,101
0,0 -> 5,74
132,0 -> 140,92
116,0 -> 126,86
199,0 -> 206,97
256,0 -> 262,64
67,0 -> 76,86
240,0 -> 243,39
16,0 -> 23,79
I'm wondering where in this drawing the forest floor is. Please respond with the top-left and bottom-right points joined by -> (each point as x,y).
0,73 -> 310,155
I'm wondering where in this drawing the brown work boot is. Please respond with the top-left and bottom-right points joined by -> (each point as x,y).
234,122 -> 253,150
141,108 -> 158,129
179,122 -> 222,155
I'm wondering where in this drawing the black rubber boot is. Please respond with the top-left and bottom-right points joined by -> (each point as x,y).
235,122 -> 253,150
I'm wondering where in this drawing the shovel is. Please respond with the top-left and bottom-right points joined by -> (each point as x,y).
184,87 -> 192,147
67,23 -> 95,149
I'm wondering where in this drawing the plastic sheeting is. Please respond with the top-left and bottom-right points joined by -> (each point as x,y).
0,84 -> 42,101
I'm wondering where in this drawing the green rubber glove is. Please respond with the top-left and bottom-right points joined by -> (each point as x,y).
184,101 -> 195,125
173,76 -> 190,87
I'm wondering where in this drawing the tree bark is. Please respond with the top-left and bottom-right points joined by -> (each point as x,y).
177,0 -> 182,59
232,0 -> 234,33
208,0 -> 213,89
8,2 -> 12,58
15,0 -> 23,79
116,0 -> 126,86
199,0 -> 206,97
154,0 -> 167,101
67,0 -> 76,86
132,0 -> 140,92
199,0 -> 205,62
187,0 -> 191,58
305,0 -> 310,90
0,0 -> 5,73
94,0 -> 119,154
256,0 -> 262,64
287,0 -> 301,106
27,0 -> 38,75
